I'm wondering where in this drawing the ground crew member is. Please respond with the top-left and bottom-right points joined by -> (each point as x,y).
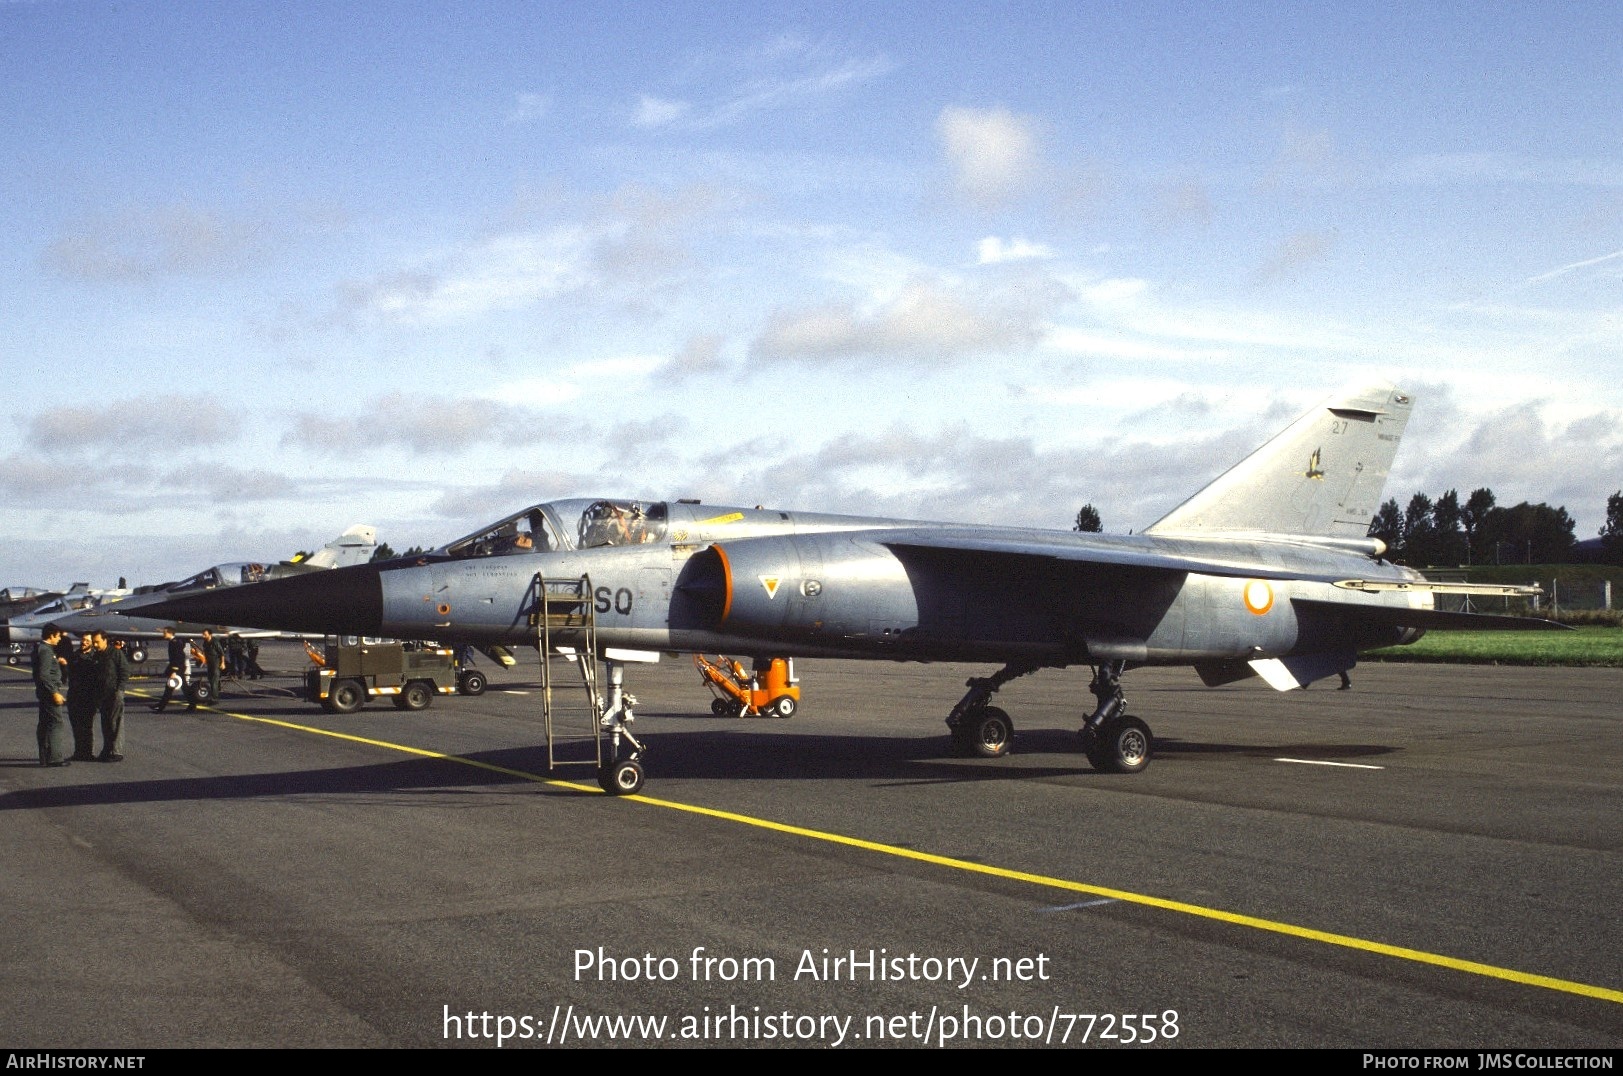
191,628 -> 224,709
67,633 -> 100,761
94,632 -> 127,761
151,627 -> 189,712
34,627 -> 71,767
244,637 -> 265,680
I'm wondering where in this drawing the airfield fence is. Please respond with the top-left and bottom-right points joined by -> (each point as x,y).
1423,571 -> 1615,616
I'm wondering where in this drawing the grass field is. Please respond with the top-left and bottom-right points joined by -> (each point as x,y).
1366,627 -> 1623,666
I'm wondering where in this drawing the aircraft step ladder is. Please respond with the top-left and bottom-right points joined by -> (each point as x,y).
532,574 -> 603,773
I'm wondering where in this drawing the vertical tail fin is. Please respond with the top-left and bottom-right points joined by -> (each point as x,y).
300,524 -> 379,569
1144,382 -> 1413,539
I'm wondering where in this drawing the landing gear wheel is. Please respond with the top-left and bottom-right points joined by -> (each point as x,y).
188,681 -> 214,705
394,682 -> 432,711
711,698 -> 733,716
1088,716 -> 1152,774
598,759 -> 645,796
128,646 -> 147,664
769,695 -> 797,719
329,679 -> 365,714
958,706 -> 1012,759
457,670 -> 487,696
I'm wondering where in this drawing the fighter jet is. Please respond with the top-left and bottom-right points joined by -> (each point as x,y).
2,584 -> 81,664
133,383 -> 1556,792
11,524 -> 378,647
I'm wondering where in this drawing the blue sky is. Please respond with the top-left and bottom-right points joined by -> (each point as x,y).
4,1 -> 1621,584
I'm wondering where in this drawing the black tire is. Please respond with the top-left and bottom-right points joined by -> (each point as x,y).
399,682 -> 433,711
188,680 -> 214,705
1088,716 -> 1152,774
128,646 -> 147,664
597,759 -> 645,796
770,695 -> 797,719
711,698 -> 732,716
967,706 -> 1013,759
458,670 -> 487,696
329,679 -> 366,714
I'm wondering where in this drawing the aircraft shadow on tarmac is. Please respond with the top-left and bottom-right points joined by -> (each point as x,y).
0,723 -> 1398,810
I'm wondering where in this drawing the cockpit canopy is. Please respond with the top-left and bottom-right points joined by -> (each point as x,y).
570,499 -> 668,549
442,499 -> 670,558
166,563 -> 270,592
0,587 -> 46,603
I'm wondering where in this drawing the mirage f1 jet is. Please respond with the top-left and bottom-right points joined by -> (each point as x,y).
133,383 -> 1552,792
15,524 -> 378,649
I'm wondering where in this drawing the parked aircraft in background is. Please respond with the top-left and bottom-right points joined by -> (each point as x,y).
10,525 -> 378,649
3,584 -> 87,664
134,383 -> 1555,793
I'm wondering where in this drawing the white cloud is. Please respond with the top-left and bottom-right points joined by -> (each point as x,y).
28,395 -> 238,451
976,236 -> 1054,264
631,38 -> 891,131
633,95 -> 691,128
1080,277 -> 1149,304
41,202 -> 263,282
1526,248 -> 1623,285
750,275 -> 1069,365
656,333 -> 729,380
1254,230 -> 1336,282
935,106 -> 1041,205
281,394 -> 586,455
1042,327 -> 1228,364
334,184 -> 720,325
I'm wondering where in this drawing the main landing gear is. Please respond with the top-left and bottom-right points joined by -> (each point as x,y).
1076,662 -> 1151,774
944,659 -> 1153,774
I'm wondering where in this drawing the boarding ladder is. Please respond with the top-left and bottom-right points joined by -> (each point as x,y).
533,574 -> 603,772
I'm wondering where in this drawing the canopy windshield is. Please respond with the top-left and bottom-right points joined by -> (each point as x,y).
442,499 -> 670,557
442,507 -> 564,558
547,498 -> 669,549
166,563 -> 269,593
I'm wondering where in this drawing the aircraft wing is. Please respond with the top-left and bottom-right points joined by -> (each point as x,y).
1290,598 -> 1571,631
876,529 -> 1348,582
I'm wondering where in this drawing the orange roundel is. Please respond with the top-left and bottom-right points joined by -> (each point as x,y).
1243,580 -> 1274,615
436,603 -> 451,616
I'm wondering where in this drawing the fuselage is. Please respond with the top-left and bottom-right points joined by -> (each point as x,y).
141,497 -> 1427,669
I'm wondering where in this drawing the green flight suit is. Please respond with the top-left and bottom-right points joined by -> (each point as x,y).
192,636 -> 224,708
34,644 -> 70,765
66,644 -> 99,760
98,645 -> 129,759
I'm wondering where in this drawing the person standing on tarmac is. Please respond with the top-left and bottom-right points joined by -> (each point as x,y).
34,627 -> 71,767
191,628 -> 224,710
94,632 -> 127,761
67,633 -> 100,761
244,636 -> 265,680
151,627 -> 188,712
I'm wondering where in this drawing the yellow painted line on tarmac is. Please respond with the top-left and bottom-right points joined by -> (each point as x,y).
175,690 -> 1623,1008
140,691 -> 601,792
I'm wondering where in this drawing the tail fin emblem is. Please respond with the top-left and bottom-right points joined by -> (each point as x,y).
1304,447 -> 1325,480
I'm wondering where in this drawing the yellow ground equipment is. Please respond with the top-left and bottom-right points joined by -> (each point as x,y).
693,654 -> 800,718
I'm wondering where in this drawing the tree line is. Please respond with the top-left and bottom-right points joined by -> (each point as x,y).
1072,489 -> 1623,566
1370,487 -> 1623,566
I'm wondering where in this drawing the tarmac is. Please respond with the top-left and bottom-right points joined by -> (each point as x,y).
3,644 -> 1621,1048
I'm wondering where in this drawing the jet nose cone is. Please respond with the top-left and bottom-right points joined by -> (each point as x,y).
132,564 -> 385,636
